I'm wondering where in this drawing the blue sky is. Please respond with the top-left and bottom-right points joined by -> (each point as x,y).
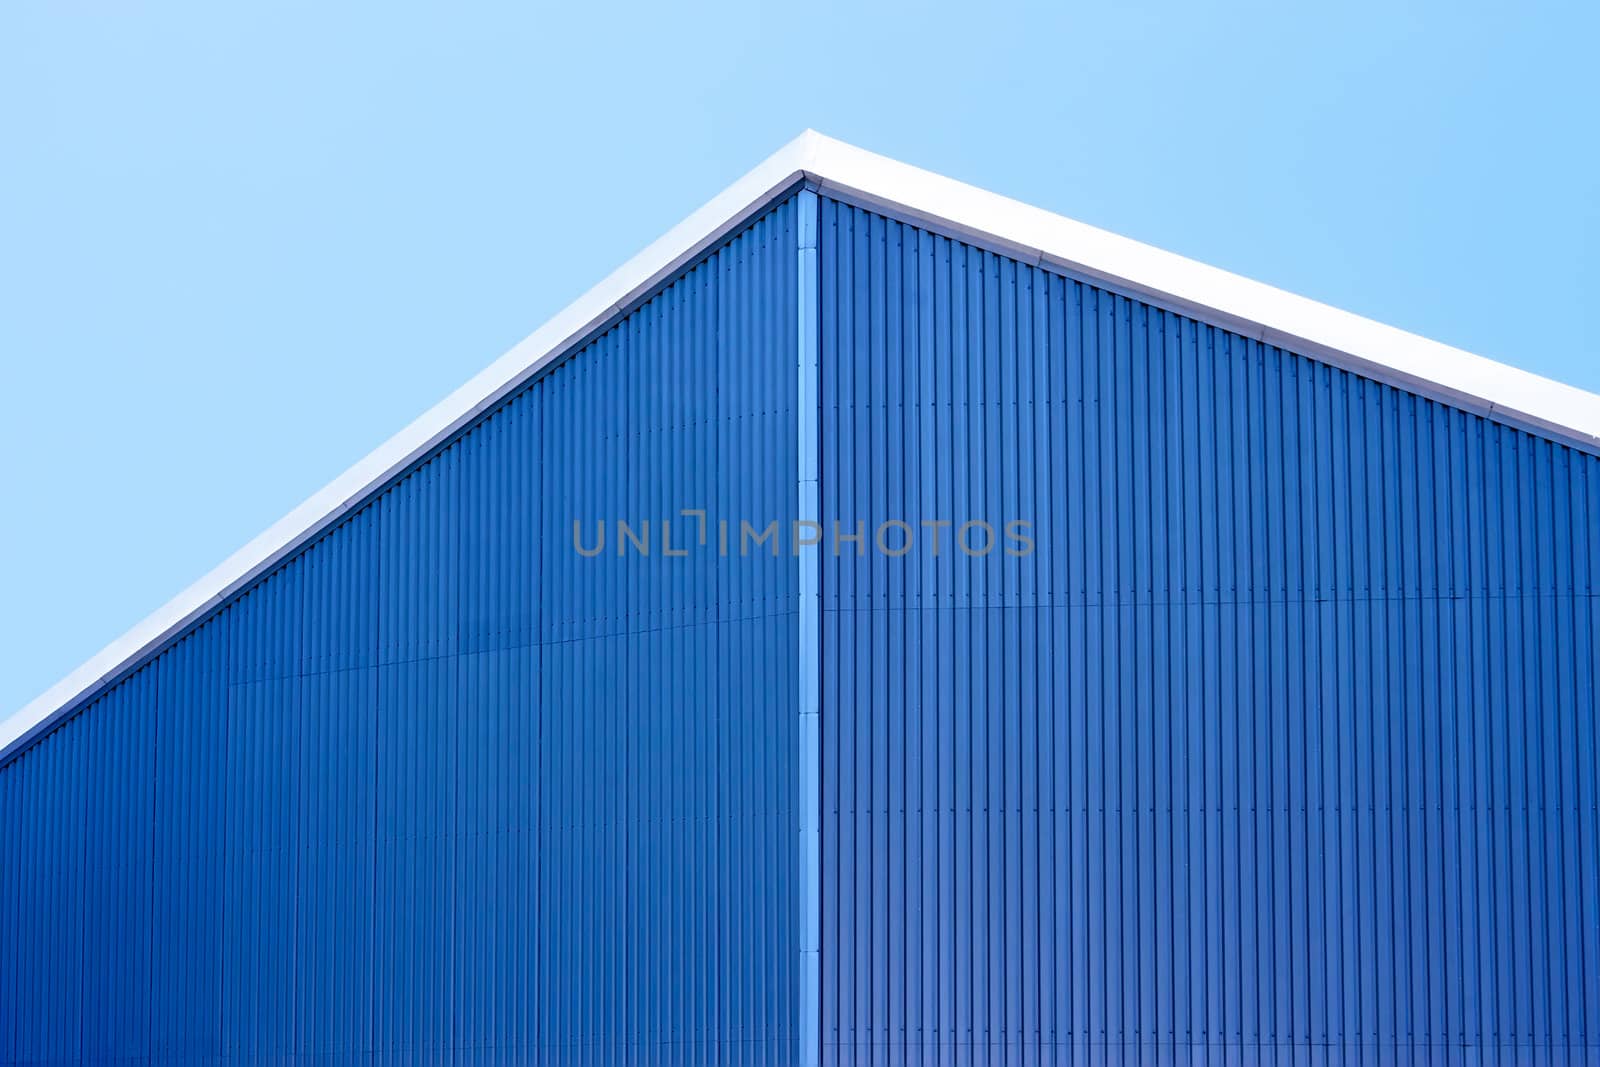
2,2 -> 1596,716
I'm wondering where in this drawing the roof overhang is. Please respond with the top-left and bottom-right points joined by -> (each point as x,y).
4,129 -> 1597,762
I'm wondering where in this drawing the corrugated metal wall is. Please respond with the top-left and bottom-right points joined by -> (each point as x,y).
817,196 -> 1600,1066
7,180 -> 1600,1067
0,195 -> 802,1067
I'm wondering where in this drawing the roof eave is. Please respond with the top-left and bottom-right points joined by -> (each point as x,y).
4,128 -> 1597,762
0,134 -> 823,762
802,134 -> 1600,453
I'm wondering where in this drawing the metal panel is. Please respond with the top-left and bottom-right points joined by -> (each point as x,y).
6,178 -> 1599,1067
0,196 -> 801,1067
817,197 -> 1600,1066
797,186 -> 824,1067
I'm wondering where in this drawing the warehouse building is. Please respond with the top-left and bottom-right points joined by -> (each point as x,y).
2,131 -> 1598,1066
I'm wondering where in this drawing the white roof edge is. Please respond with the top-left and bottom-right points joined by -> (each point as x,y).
803,135 -> 1600,452
0,130 -> 824,760
4,129 -> 1597,759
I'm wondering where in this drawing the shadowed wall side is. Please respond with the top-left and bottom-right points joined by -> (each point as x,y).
818,195 -> 1600,1066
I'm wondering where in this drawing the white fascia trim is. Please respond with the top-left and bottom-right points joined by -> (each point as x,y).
5,129 -> 1597,759
802,135 -> 1600,451
0,131 -> 825,759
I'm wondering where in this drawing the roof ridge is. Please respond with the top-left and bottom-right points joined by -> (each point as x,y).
5,130 -> 1596,760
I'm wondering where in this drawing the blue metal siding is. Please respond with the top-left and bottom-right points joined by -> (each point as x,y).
817,196 -> 1600,1065
0,196 -> 801,1067
6,179 -> 1600,1067
797,186 -> 825,1067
